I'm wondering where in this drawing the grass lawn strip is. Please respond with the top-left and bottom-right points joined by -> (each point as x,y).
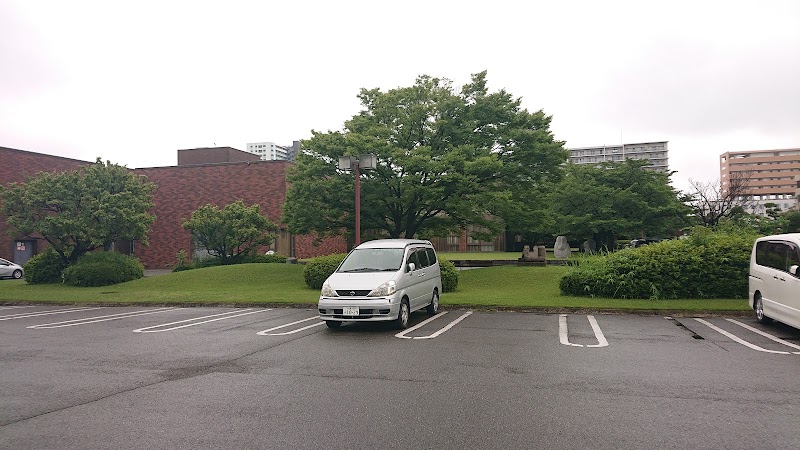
0,263 -> 750,314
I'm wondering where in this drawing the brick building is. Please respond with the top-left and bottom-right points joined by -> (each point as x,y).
0,147 -> 93,264
0,146 -> 346,268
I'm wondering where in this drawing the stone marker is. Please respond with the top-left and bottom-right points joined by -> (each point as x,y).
520,245 -> 546,262
582,239 -> 596,254
554,236 -> 572,259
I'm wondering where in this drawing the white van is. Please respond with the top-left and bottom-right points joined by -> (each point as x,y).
318,239 -> 442,329
748,233 -> 800,329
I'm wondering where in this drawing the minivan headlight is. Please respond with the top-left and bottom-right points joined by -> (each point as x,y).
368,280 -> 396,297
320,282 -> 338,297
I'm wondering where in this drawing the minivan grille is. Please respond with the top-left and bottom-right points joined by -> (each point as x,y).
336,290 -> 371,296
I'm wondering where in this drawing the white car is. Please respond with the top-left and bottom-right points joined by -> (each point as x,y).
748,233 -> 800,329
0,258 -> 24,279
318,239 -> 442,329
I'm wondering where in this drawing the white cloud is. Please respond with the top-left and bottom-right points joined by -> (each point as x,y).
1,0 -> 798,179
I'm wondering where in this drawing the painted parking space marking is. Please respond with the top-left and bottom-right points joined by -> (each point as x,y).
256,316 -> 325,336
559,314 -> 609,348
694,318 -> 799,355
0,307 -> 104,321
28,307 -> 175,329
0,305 -> 36,311
724,319 -> 800,354
133,308 -> 273,333
395,311 -> 473,339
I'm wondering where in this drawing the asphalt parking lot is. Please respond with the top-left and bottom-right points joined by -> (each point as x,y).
1,305 -> 798,449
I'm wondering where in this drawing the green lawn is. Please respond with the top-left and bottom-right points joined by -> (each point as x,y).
0,263 -> 751,313
438,250 -> 572,261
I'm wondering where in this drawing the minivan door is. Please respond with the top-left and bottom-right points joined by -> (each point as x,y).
404,248 -> 427,309
778,243 -> 800,327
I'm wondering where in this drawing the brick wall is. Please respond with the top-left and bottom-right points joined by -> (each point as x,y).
295,233 -> 348,259
0,147 -> 93,260
177,147 -> 261,166
134,160 -> 347,268
1,148 -> 348,267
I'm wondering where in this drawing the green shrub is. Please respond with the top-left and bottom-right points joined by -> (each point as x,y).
172,252 -> 287,273
62,252 -> 144,287
173,249 -> 191,272
244,253 -> 288,264
439,258 -> 459,293
559,229 -> 757,299
23,248 -> 65,284
303,253 -> 347,289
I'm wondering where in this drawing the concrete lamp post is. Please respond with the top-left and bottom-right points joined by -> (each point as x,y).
338,154 -> 376,246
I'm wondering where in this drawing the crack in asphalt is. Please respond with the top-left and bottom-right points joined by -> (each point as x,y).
0,327 -> 322,427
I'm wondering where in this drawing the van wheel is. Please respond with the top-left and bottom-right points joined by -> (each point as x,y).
325,320 -> 342,329
393,299 -> 410,329
426,290 -> 439,315
754,296 -> 773,324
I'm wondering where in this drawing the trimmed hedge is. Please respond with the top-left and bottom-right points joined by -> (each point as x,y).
303,253 -> 460,293
303,253 -> 347,289
62,252 -> 144,287
173,253 -> 288,272
23,248 -> 65,284
439,258 -> 459,293
245,253 -> 288,264
559,230 -> 756,299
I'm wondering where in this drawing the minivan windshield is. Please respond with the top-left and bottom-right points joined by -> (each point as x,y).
337,248 -> 405,273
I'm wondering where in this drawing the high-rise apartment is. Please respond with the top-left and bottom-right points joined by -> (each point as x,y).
246,141 -> 299,161
720,148 -> 800,214
568,141 -> 669,172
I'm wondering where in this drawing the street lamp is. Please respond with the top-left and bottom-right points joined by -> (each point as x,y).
338,154 -> 376,246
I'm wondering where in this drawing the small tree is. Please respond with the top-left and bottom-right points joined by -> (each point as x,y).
687,171 -> 753,227
783,210 -> 800,233
1,159 -> 155,266
182,200 -> 277,265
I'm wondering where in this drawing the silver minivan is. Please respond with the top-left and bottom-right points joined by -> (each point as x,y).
748,233 -> 800,329
318,239 -> 442,329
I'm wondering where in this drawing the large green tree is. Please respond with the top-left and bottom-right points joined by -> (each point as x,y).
182,200 -> 277,264
548,160 -> 692,249
282,72 -> 568,242
1,159 -> 156,265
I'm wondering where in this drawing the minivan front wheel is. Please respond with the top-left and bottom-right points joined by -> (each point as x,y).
754,295 -> 773,324
426,290 -> 439,315
12,269 -> 22,279
394,299 -> 410,329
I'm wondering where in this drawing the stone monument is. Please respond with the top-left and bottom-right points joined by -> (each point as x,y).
554,236 -> 572,259
519,244 -> 546,262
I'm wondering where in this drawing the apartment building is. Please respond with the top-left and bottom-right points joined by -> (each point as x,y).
246,141 -> 299,161
720,148 -> 800,215
568,141 -> 669,173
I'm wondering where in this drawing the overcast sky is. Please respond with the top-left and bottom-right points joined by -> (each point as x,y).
2,0 -> 798,192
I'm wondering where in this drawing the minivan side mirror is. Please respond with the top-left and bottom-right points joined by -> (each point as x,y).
407,262 -> 416,273
791,265 -> 799,276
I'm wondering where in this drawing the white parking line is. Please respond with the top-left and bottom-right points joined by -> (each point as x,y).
133,309 -> 273,333
559,314 -> 609,348
256,316 -> 325,336
27,308 -> 175,329
395,311 -> 473,339
0,305 -> 36,311
724,319 -> 800,354
694,318 -> 795,354
0,307 -> 104,321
